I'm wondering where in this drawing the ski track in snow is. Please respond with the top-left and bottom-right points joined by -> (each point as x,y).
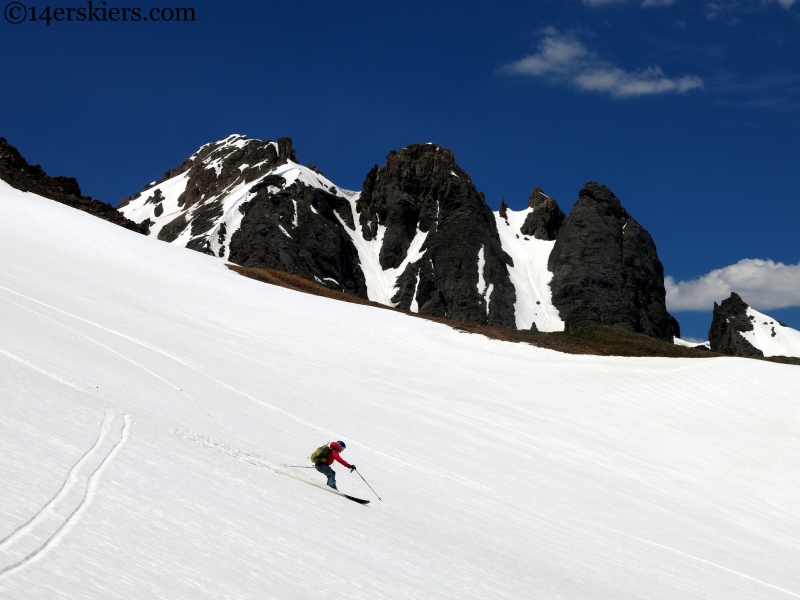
0,288 -> 223,429
174,430 -> 347,497
0,286 -> 491,492
605,527 -> 800,598
0,347 -> 87,393
0,412 -> 131,580
0,410 -> 112,549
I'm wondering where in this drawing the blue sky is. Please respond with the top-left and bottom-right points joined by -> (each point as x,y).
2,0 -> 798,339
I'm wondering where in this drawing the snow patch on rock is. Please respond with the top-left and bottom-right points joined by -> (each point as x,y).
740,307 -> 800,358
493,208 -> 564,331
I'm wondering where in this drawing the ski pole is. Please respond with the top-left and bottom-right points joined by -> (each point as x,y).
354,468 -> 382,501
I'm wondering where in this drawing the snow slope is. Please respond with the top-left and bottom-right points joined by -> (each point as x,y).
2,179 -> 800,599
742,307 -> 800,358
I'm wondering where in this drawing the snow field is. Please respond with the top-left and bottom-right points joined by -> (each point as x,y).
1,180 -> 800,598
494,208 -> 565,331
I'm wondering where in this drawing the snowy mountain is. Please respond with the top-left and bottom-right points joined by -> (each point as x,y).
119,135 -> 678,339
3,171 -> 800,599
710,292 -> 800,358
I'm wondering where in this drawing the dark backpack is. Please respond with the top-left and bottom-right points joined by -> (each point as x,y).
310,444 -> 332,464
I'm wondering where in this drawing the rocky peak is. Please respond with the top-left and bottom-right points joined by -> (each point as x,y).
0,137 -> 146,234
356,143 -> 471,269
174,136 -> 296,212
527,187 -> 549,209
119,135 -> 297,209
547,182 -> 679,341
708,292 -> 763,357
357,142 -> 516,327
118,134 -> 368,297
520,187 -> 565,241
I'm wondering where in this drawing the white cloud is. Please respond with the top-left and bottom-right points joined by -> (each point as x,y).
707,0 -> 797,18
665,259 -> 800,312
641,0 -> 677,6
500,29 -> 703,98
574,66 -> 703,96
582,0 -> 677,6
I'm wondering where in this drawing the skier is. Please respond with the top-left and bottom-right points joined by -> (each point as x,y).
311,440 -> 355,490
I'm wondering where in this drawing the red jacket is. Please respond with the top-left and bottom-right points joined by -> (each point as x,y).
326,442 -> 351,468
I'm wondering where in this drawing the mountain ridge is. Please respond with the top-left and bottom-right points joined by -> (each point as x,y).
0,137 -> 146,234
117,134 -> 680,340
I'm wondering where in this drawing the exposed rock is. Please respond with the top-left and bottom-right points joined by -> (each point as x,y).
520,187 -> 565,241
708,293 -> 764,357
144,189 -> 165,205
176,137 -> 295,211
228,182 -> 367,298
0,137 -> 146,234
356,144 -> 515,327
499,199 -> 509,222
120,135 -> 367,297
390,261 -> 421,310
548,182 -> 679,341
158,213 -> 189,243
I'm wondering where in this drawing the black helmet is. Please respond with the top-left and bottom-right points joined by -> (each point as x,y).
336,440 -> 346,450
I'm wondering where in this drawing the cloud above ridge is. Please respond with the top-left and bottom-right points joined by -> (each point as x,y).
500,29 -> 703,98
666,258 -> 800,311
582,0 -> 677,6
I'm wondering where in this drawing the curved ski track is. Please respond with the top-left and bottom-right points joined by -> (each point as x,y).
174,431 -> 366,502
0,411 -> 131,579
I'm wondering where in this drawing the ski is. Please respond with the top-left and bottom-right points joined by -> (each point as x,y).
342,494 -> 370,504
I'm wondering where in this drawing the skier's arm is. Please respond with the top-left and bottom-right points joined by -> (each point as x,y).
331,450 -> 351,468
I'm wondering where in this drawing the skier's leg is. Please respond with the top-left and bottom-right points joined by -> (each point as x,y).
315,463 -> 338,489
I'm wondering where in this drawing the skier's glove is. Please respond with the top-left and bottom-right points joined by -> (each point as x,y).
349,465 -> 357,472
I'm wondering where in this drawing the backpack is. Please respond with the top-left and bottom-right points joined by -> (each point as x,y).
310,444 -> 332,464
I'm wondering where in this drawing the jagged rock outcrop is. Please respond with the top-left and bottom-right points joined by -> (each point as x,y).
548,183 -> 679,341
0,137 -> 146,234
356,144 -> 515,327
520,187 -> 565,241
229,178 -> 367,298
709,293 -> 764,357
119,135 -> 368,297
